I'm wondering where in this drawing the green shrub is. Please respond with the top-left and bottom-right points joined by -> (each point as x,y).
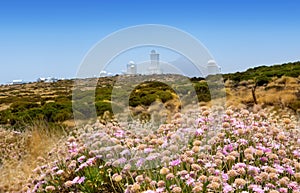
53,109 -> 72,122
95,87 -> 112,101
128,82 -> 176,107
156,90 -> 173,103
223,61 -> 300,83
129,95 -> 142,107
194,82 -> 211,102
42,102 -> 72,122
95,101 -> 112,116
256,76 -> 271,86
10,101 -> 40,113
140,94 -> 157,106
0,110 -> 12,124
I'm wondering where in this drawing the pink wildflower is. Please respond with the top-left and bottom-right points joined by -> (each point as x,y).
72,176 -> 85,184
274,164 -> 285,173
279,188 -> 288,193
77,155 -> 86,163
223,183 -> 234,193
293,150 -> 300,158
186,177 -> 195,186
114,130 -> 125,138
287,181 -> 298,190
195,128 -> 204,136
86,157 -> 96,165
285,166 -> 294,175
144,147 -> 154,153
170,159 -> 181,166
55,170 -> 64,175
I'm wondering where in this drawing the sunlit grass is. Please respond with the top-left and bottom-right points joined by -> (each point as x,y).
0,121 -> 66,192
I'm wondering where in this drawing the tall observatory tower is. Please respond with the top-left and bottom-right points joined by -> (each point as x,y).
148,50 -> 161,74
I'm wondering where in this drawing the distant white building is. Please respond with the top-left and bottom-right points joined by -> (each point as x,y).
12,80 -> 24,85
207,60 -> 221,75
99,71 -> 108,77
46,77 -> 58,83
126,61 -> 137,75
97,70 -> 114,77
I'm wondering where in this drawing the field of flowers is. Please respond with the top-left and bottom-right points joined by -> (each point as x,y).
8,105 -> 297,193
0,105 -> 299,193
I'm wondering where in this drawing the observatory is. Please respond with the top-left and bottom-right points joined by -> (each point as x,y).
148,50 -> 161,74
207,60 -> 220,75
126,61 -> 137,75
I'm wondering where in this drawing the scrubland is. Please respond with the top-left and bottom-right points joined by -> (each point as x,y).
0,62 -> 300,192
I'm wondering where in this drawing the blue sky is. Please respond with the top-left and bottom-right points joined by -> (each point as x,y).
0,0 -> 299,83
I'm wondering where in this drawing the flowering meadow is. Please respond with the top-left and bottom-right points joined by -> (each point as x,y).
3,106 -> 300,193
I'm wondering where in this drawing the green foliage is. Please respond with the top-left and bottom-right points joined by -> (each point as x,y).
140,93 -> 157,106
0,96 -> 40,105
42,102 -> 72,122
255,75 -> 271,86
193,82 -> 211,102
0,101 -> 73,128
155,90 -> 173,103
10,101 -> 40,113
0,110 -> 13,124
129,81 -> 175,107
95,86 -> 112,101
223,61 -> 300,83
95,101 -> 112,116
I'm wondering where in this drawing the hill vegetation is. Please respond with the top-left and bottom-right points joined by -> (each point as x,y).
223,61 -> 300,85
0,61 -> 299,192
0,61 -> 299,129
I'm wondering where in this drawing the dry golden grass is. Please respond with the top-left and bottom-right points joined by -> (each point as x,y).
258,94 -> 279,105
280,93 -> 297,106
0,103 -> 11,111
62,119 -> 76,127
225,76 -> 299,110
0,122 -> 66,192
275,76 -> 289,84
257,89 -> 297,107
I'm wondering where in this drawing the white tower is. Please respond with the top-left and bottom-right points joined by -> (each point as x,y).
127,61 -> 137,75
148,50 -> 161,74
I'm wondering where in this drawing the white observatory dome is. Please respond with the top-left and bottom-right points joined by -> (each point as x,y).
207,60 -> 217,66
206,60 -> 220,75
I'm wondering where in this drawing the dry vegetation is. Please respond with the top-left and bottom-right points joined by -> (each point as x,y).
225,76 -> 300,112
0,122 -> 67,192
0,62 -> 299,192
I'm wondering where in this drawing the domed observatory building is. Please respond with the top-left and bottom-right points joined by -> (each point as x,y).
126,61 -> 137,75
207,60 -> 220,75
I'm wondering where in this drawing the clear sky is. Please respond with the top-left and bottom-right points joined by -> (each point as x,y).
0,0 -> 300,83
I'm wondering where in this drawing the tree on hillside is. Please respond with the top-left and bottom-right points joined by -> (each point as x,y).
250,75 -> 271,105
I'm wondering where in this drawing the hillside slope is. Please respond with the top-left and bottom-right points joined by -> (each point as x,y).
0,62 -> 299,128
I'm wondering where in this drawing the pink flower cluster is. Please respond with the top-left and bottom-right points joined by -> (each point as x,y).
25,107 -> 300,193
